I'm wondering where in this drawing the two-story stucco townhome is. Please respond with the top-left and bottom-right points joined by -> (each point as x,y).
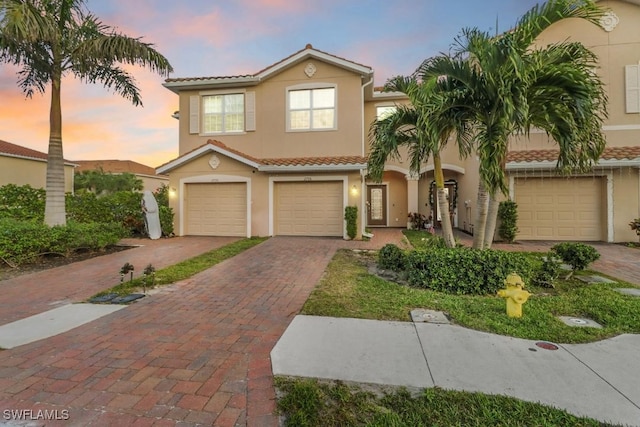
159,0 -> 639,243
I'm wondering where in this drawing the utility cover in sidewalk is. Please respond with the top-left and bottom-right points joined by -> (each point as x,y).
558,316 -> 603,329
614,288 -> 640,297
410,309 -> 450,324
576,275 -> 616,284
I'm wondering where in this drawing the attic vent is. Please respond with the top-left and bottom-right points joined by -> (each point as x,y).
304,62 -> 317,78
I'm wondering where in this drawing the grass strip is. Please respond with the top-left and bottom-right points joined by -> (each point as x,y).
301,249 -> 640,343
275,377 -> 613,427
91,237 -> 268,298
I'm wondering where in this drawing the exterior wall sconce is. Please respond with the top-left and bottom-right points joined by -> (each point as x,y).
169,187 -> 177,197
350,184 -> 359,196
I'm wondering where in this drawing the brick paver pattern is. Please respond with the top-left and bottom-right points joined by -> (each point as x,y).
0,228 -> 637,426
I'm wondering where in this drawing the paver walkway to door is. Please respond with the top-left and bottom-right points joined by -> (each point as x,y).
0,235 -> 397,426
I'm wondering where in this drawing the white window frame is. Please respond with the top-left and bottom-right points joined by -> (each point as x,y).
625,64 -> 640,114
201,90 -> 246,135
375,104 -> 397,121
286,83 -> 337,132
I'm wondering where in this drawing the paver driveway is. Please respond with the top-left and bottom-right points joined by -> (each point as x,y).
0,236 -> 362,426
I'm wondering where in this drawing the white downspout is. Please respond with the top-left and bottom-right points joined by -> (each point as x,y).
361,76 -> 374,238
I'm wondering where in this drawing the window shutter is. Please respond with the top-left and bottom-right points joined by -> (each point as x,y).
245,91 -> 256,131
189,95 -> 200,134
625,65 -> 640,114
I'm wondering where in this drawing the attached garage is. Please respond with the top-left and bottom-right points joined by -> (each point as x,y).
514,177 -> 603,241
274,181 -> 344,236
184,182 -> 247,236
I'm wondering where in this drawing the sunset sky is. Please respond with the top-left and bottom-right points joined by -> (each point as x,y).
0,0 -> 539,169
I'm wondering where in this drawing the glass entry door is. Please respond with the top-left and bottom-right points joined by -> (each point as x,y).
367,185 -> 387,226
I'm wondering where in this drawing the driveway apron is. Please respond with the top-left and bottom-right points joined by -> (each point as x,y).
0,237 -> 350,426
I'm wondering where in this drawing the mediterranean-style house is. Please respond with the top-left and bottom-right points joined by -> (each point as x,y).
74,160 -> 169,192
158,0 -> 639,243
0,139 -> 75,192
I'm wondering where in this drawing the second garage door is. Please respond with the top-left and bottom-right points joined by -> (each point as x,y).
275,181 -> 343,236
514,177 -> 603,241
185,182 -> 247,236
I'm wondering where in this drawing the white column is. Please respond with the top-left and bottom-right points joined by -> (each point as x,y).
406,173 -> 420,229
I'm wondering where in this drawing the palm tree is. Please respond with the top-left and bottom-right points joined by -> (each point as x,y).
368,76 -> 472,248
0,0 -> 173,226
417,0 -> 607,249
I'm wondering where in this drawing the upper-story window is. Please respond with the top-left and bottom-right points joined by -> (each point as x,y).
287,87 -> 336,131
202,93 -> 245,133
376,105 -> 397,120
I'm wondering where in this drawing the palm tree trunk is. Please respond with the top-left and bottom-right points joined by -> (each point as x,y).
434,153 -> 456,248
44,71 -> 66,226
473,181 -> 489,249
483,193 -> 500,249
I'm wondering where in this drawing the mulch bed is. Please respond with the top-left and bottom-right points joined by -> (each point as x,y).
0,245 -> 133,282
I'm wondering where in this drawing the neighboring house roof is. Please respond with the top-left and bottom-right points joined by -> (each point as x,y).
506,146 -> 640,170
0,139 -> 76,166
163,44 -> 374,93
75,159 -> 167,178
156,140 -> 367,174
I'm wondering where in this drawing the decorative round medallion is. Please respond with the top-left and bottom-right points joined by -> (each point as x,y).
600,11 -> 619,32
208,154 -> 220,170
304,62 -> 317,78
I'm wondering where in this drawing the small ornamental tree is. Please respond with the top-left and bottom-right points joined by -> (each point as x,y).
344,206 -> 358,240
551,242 -> 600,278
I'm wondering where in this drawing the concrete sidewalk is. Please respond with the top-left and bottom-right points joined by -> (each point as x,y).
272,315 -> 640,427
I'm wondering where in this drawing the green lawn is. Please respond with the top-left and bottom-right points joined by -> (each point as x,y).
301,249 -> 640,344
275,377 -> 612,427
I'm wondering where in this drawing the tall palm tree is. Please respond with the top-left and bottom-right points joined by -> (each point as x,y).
368,76 -> 472,248
417,0 -> 607,249
0,0 -> 173,226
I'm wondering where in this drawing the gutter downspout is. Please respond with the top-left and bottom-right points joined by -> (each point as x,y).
361,76 -> 374,239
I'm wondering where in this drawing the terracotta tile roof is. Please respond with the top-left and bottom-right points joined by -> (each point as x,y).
507,146 -> 640,163
165,44 -> 371,84
75,160 -> 165,176
261,156 -> 367,167
157,139 -> 366,172
0,139 -> 74,164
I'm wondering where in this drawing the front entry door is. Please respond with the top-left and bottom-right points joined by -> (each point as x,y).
367,185 -> 387,226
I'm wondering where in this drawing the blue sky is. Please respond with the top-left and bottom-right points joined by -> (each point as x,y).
0,0 -> 539,167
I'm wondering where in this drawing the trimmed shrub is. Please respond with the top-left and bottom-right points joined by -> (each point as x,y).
498,200 -> 518,243
406,248 -> 535,295
159,205 -> 174,236
0,184 -> 45,221
551,242 -> 600,272
531,256 -> 562,288
344,206 -> 358,240
0,219 -> 127,266
378,244 -> 406,272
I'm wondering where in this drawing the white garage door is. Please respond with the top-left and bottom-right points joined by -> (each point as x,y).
185,183 -> 247,236
514,177 -> 602,241
275,181 -> 343,236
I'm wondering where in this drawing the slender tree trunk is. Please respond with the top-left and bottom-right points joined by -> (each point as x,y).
483,193 -> 500,249
434,153 -> 455,248
473,180 -> 489,249
44,71 -> 66,226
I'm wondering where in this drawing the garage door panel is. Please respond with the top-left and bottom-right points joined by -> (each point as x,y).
275,181 -> 343,237
515,177 -> 601,241
186,183 -> 247,237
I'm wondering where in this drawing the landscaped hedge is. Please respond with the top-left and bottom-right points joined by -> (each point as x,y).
406,248 -> 535,295
0,219 -> 127,266
0,184 -> 174,237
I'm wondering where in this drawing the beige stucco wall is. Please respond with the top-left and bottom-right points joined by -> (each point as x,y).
177,60 -> 366,159
612,168 -> 640,241
139,175 -> 169,192
0,157 -> 74,192
166,151 -> 362,237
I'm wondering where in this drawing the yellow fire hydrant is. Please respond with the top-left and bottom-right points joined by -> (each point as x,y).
497,273 -> 531,318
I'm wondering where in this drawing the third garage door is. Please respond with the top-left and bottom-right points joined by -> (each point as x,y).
514,177 -> 603,241
275,181 -> 343,236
